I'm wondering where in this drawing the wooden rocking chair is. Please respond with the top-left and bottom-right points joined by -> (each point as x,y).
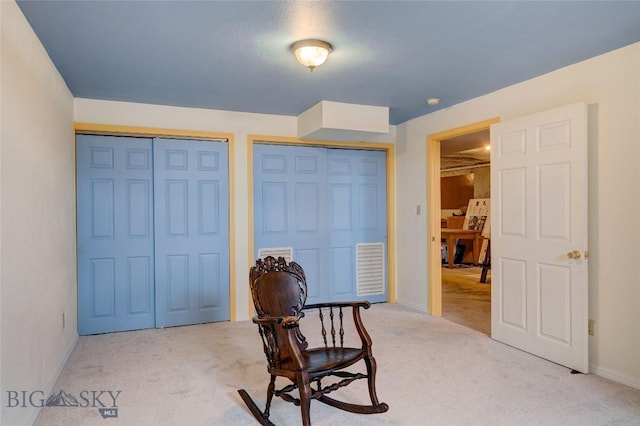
238,256 -> 389,425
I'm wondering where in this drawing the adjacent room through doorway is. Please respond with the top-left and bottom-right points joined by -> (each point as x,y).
438,129 -> 491,335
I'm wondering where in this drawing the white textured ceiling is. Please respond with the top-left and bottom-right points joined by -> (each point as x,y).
16,1 -> 640,125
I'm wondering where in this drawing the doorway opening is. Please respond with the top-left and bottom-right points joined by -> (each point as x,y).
440,130 -> 491,335
426,118 -> 499,335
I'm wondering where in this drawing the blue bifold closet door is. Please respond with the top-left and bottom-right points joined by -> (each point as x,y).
77,135 -> 229,335
76,135 -> 155,335
153,138 -> 229,328
253,144 -> 387,305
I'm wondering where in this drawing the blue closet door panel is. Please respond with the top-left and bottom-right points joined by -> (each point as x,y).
331,247 -> 354,296
330,184 -> 353,231
165,179 -> 189,236
327,149 -> 387,303
90,180 -> 114,238
296,182 -> 320,232
127,180 -> 152,238
199,181 -> 220,235
90,258 -> 115,318
359,184 -> 380,229
77,135 -> 155,335
262,182 -> 288,233
154,138 -> 229,328
199,253 -> 221,308
296,249 -> 321,300
127,256 -> 152,314
253,144 -> 328,303
167,254 -> 189,312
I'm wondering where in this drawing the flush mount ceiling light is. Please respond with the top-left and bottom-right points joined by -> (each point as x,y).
291,39 -> 332,72
426,97 -> 441,106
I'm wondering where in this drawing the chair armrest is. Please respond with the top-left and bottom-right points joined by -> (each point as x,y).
303,301 -> 371,310
252,315 -> 300,329
252,315 -> 308,370
302,301 -> 374,350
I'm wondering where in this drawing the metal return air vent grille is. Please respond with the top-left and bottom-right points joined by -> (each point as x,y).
257,247 -> 294,263
356,243 -> 385,296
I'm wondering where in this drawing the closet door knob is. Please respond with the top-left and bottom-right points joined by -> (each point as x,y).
567,250 -> 581,260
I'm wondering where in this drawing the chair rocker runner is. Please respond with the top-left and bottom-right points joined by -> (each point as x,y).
238,256 -> 388,425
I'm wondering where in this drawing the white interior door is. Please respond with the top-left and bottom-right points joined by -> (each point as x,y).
490,102 -> 588,373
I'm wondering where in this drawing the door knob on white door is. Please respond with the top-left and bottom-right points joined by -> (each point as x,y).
567,250 -> 581,260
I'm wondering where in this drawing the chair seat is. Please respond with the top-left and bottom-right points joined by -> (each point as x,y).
305,347 -> 364,374
276,347 -> 364,374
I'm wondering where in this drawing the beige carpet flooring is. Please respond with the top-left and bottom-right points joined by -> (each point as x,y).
35,303 -> 640,426
441,265 -> 491,336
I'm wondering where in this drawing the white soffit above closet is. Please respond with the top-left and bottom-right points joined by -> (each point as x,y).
297,101 -> 389,142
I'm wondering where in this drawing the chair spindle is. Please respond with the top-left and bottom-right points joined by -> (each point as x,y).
319,308 -> 328,347
330,306 -> 336,347
339,307 -> 345,348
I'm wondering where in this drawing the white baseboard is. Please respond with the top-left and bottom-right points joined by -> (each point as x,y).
29,334 -> 79,425
589,363 -> 640,391
396,298 -> 429,314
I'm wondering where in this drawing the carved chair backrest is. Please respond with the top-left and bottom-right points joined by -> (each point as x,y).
250,256 -> 307,317
249,257 -> 309,367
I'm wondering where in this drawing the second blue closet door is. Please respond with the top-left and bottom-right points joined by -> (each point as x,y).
154,138 -> 230,328
254,144 -> 387,304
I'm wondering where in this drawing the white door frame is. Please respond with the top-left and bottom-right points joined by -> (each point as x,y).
426,118 -> 500,316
